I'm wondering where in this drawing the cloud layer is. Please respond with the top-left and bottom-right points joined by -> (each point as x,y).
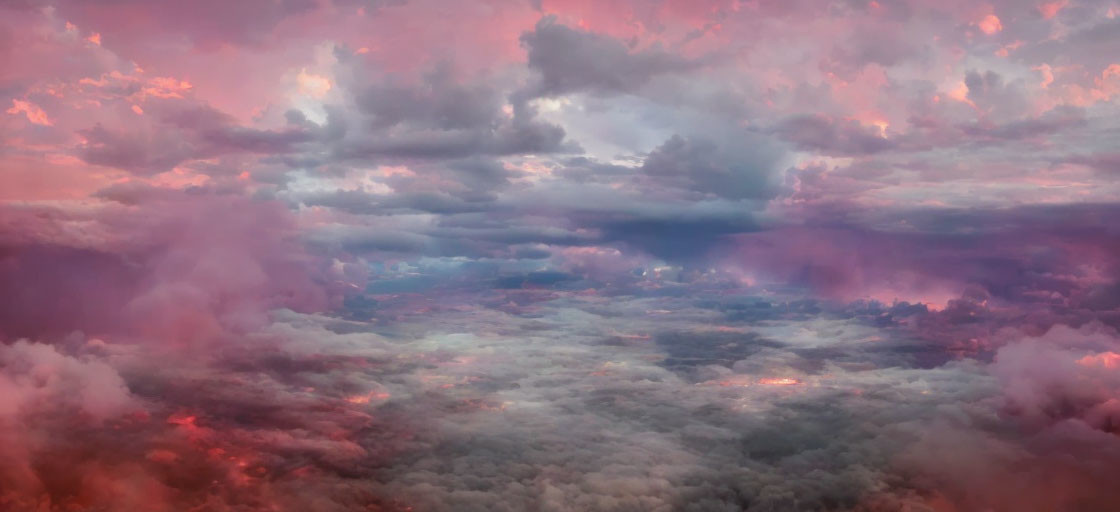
2,0 -> 1120,510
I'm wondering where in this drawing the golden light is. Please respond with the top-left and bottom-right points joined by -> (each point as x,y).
297,68 -> 332,98
344,391 -> 391,404
758,378 -> 801,386
1077,352 -> 1120,369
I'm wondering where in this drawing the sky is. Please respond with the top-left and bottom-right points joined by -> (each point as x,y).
2,0 -> 1120,510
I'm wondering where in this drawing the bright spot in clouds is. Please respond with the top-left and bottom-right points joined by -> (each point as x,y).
758,378 -> 801,386
297,68 -> 332,98
978,14 -> 1003,34
6,99 -> 52,125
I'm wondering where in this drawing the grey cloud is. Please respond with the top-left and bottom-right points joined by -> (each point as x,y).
1064,152 -> 1120,174
964,70 -> 1029,121
640,134 -> 783,200
333,70 -> 577,161
958,105 -> 1086,142
77,103 -> 315,175
76,123 -> 198,175
301,189 -> 495,216
357,66 -> 502,131
824,27 -> 927,76
520,16 -> 701,98
774,115 -> 897,156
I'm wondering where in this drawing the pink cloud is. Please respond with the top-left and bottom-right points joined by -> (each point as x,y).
977,14 -> 1003,35
6,100 -> 52,126
1039,0 -> 1069,19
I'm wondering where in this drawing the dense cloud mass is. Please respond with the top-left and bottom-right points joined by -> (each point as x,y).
2,0 -> 1120,510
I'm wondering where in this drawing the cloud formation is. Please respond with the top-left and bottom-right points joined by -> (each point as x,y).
3,0 -> 1120,510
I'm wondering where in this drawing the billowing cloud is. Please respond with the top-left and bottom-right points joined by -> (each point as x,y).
520,16 -> 702,97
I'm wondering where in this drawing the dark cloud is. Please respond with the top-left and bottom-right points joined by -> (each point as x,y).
76,123 -> 198,175
594,211 -> 759,261
774,115 -> 897,156
333,68 -> 577,162
77,103 -> 315,175
964,70 -> 1030,121
520,16 -> 701,97
356,66 -> 502,131
1063,152 -> 1120,174
302,189 -> 495,216
639,134 -> 782,200
957,105 -> 1085,142
332,113 -> 572,161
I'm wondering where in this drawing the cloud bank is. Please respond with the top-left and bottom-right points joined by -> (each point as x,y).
3,0 -> 1120,510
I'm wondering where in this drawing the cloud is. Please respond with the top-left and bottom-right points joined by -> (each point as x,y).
76,103 -> 316,175
325,64 -> 578,164
3,0 -> 1120,509
639,134 -> 782,200
0,190 -> 330,344
520,16 -> 702,97
774,115 -> 896,156
47,0 -> 318,50
6,99 -> 52,126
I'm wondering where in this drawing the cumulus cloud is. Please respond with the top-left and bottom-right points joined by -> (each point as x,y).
0,190 -> 330,343
520,16 -> 702,98
639,134 -> 782,200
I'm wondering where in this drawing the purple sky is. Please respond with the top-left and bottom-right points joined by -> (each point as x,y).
2,0 -> 1120,510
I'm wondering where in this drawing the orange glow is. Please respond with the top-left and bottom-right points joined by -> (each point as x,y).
143,77 -> 193,99
166,412 -> 207,439
344,391 -> 391,404
978,14 -> 1003,35
297,69 -> 332,98
87,32 -> 101,45
1077,352 -> 1120,369
167,413 -> 198,427
6,99 -> 52,126
1039,0 -> 1068,19
758,378 -> 801,386
1097,64 -> 1120,100
948,81 -> 971,105
870,119 -> 889,136
1062,64 -> 1120,106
